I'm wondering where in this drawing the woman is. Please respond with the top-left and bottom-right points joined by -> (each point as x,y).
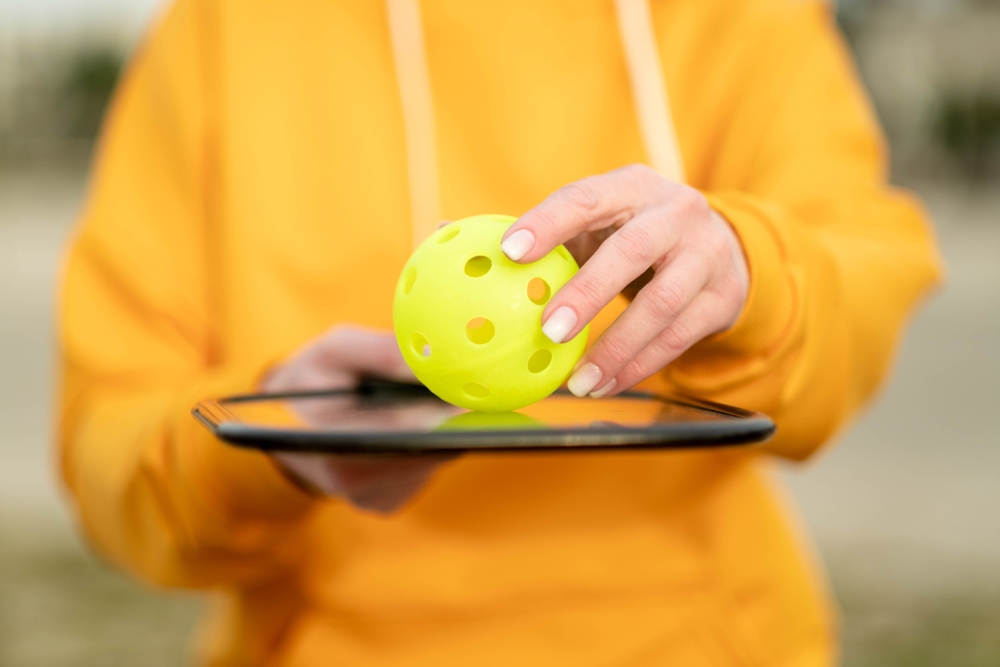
58,0 -> 941,664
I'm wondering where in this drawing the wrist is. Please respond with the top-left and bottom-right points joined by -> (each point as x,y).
665,191 -> 797,389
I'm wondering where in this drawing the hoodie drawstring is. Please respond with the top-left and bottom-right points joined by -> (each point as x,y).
613,0 -> 685,183
385,0 -> 441,247
385,0 -> 684,247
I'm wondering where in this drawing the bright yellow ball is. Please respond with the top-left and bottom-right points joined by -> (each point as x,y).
393,214 -> 588,412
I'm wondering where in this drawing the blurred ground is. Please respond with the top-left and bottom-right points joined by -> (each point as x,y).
1,164 -> 998,665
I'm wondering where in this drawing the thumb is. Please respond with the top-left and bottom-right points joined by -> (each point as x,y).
313,327 -> 417,383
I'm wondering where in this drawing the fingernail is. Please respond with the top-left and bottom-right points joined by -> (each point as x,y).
568,363 -> 603,397
541,306 -> 577,344
589,378 -> 617,399
501,229 -> 535,261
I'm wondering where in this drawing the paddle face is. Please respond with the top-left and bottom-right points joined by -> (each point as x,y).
193,380 -> 775,455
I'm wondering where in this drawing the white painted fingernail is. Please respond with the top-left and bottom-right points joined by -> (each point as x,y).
568,363 -> 602,397
589,378 -> 617,399
501,229 -> 535,261
541,306 -> 577,344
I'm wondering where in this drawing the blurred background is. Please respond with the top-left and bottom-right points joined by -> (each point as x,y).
0,0 -> 997,664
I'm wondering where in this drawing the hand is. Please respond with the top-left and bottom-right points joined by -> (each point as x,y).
500,164 -> 749,398
262,326 -> 456,514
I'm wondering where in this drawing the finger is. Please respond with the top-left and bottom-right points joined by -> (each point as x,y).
272,453 -> 456,511
270,453 -> 326,496
599,291 -> 734,395
501,164 -> 667,263
436,219 -> 453,230
324,455 -> 455,513
564,253 -> 710,396
539,209 -> 683,344
313,327 -> 416,383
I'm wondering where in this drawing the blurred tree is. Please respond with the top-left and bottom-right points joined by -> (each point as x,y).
933,90 -> 1000,181
63,48 -> 124,140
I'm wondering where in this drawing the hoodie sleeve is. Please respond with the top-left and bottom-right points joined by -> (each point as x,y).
57,0 -> 315,589
665,1 -> 943,461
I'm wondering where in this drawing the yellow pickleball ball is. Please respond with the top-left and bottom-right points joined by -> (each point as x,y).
393,214 -> 589,412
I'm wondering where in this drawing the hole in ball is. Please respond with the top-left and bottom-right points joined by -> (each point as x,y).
527,277 -> 551,305
437,226 -> 460,244
402,266 -> 417,295
465,317 -> 495,345
464,255 -> 492,277
527,349 -> 553,374
556,246 -> 572,262
411,332 -> 431,358
463,382 -> 490,398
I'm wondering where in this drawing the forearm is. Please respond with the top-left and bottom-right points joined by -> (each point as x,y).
59,364 -> 316,589
668,189 -> 941,460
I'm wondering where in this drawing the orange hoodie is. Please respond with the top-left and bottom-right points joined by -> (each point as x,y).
58,0 -> 942,665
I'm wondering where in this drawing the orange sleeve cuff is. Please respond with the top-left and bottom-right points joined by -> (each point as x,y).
666,191 -> 799,391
